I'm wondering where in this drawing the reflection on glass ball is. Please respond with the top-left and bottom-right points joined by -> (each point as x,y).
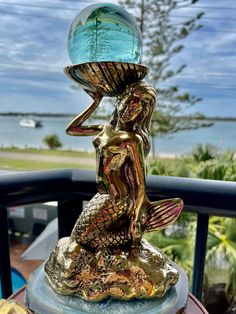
68,3 -> 142,65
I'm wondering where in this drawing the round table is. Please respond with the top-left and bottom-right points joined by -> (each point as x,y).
9,286 -> 208,313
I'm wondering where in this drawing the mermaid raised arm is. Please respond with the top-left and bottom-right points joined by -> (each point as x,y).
66,93 -> 103,136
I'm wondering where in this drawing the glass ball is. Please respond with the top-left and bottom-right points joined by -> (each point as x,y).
68,3 -> 142,65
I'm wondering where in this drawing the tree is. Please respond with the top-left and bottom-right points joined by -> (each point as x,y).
144,216 -> 195,277
119,0 -> 212,156
207,217 -> 236,297
43,134 -> 62,150
147,145 -> 236,300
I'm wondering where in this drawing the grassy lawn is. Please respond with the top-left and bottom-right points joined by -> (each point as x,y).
0,158 -> 95,171
0,146 -> 186,172
0,147 -> 96,171
0,147 -> 95,158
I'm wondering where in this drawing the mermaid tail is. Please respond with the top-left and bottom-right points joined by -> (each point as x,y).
71,193 -> 131,248
143,198 -> 184,232
71,193 -> 183,249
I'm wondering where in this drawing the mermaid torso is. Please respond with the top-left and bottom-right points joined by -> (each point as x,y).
93,124 -> 144,198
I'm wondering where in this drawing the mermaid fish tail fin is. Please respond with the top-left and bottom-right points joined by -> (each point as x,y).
143,198 -> 184,232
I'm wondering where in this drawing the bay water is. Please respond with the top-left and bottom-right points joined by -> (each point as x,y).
0,116 -> 235,156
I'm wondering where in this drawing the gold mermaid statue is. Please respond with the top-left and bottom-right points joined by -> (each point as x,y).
45,80 -> 184,301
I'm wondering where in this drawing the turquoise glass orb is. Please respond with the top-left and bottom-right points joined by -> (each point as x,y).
68,3 -> 142,65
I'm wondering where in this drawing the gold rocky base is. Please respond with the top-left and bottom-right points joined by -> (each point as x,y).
0,300 -> 29,314
45,238 -> 178,302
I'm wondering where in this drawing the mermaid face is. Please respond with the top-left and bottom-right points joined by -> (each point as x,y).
117,92 -> 143,124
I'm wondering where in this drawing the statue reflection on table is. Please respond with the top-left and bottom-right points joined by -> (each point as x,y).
26,3 -> 188,313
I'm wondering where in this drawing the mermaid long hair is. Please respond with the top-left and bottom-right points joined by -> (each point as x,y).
111,80 -> 156,157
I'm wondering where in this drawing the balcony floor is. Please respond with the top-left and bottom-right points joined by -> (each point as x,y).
10,241 -> 42,280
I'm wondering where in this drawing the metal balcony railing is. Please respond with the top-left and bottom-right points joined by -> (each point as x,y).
0,169 -> 236,300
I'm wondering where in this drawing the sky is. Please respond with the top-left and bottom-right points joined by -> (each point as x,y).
0,0 -> 235,117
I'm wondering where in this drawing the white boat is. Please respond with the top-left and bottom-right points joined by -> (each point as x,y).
19,118 -> 42,128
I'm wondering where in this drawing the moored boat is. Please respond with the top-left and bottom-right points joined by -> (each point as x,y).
19,118 -> 42,128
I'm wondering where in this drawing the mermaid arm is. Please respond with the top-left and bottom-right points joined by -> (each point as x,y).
66,94 -> 103,136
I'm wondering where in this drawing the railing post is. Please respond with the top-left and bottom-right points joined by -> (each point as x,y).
57,199 -> 84,238
192,213 -> 209,300
0,208 -> 13,298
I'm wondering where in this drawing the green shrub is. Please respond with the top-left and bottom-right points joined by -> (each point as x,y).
148,161 -> 174,176
193,155 -> 236,181
191,144 -> 219,162
43,134 -> 62,150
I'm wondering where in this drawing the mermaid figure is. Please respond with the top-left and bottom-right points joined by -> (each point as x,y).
45,80 -> 184,301
68,81 -> 182,250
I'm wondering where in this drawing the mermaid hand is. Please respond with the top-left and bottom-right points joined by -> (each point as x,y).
129,220 -> 142,246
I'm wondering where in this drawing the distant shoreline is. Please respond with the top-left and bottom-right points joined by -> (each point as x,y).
1,112 -> 236,122
0,112 -> 74,118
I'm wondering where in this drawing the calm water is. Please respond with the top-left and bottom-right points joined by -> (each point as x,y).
0,116 -> 235,155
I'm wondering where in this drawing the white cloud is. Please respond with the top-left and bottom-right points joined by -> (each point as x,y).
0,0 -> 235,116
